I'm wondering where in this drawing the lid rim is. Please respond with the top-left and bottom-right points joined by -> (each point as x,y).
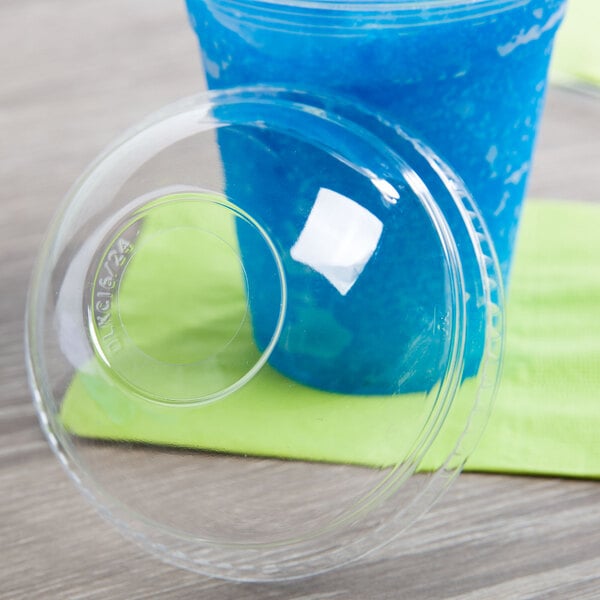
26,85 -> 505,581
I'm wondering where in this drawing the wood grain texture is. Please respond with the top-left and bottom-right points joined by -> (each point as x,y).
2,1 -> 600,598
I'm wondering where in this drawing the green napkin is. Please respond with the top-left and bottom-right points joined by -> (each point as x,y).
468,200 -> 600,477
62,200 -> 600,478
551,0 -> 600,88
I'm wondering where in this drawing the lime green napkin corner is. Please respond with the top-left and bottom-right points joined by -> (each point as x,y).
469,200 -> 600,477
62,200 -> 600,478
551,0 -> 600,88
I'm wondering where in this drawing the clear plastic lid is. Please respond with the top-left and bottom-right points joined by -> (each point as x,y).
26,87 -> 504,581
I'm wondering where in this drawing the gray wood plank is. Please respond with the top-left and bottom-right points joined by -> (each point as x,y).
1,0 -> 600,598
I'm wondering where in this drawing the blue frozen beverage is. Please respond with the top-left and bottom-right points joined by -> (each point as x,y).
185,0 -> 566,393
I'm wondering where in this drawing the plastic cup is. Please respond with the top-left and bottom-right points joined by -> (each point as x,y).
185,0 -> 567,393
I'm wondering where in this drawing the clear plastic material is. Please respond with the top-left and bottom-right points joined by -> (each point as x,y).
27,88 -> 504,581
84,193 -> 286,405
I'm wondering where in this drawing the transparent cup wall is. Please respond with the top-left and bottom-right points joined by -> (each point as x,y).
186,0 -> 566,392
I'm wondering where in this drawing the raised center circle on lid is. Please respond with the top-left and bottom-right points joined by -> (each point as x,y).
85,191 -> 286,405
116,225 -> 249,366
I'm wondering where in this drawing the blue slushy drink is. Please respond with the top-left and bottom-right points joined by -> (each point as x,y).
185,0 -> 566,393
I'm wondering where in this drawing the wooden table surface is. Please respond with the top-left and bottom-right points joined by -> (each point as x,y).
2,1 -> 600,598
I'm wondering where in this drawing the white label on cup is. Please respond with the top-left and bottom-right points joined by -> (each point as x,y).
290,187 -> 383,296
